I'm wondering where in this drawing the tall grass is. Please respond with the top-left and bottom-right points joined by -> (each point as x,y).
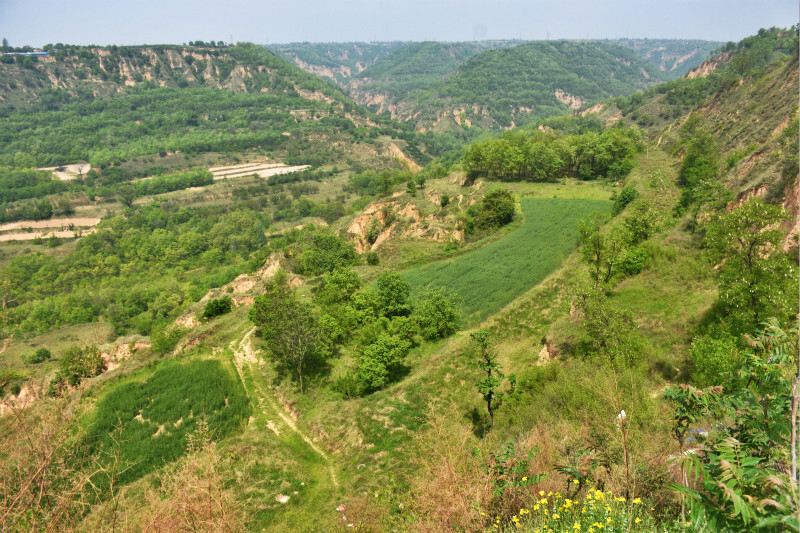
85,358 -> 250,487
403,198 -> 611,324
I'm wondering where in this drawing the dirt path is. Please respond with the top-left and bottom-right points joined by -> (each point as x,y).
230,328 -> 339,490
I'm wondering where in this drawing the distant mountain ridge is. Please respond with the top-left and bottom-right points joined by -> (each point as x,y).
268,39 -> 718,131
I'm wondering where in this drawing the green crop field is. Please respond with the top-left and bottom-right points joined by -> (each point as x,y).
403,197 -> 611,324
85,357 -> 250,488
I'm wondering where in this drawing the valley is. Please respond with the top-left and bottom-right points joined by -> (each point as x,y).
0,24 -> 797,533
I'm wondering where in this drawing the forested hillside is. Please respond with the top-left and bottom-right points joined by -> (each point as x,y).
380,41 -> 664,130
345,40 -> 521,115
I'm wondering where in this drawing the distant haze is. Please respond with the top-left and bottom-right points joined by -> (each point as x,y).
0,0 -> 797,47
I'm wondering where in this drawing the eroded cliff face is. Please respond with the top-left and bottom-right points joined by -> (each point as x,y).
0,45 -> 339,104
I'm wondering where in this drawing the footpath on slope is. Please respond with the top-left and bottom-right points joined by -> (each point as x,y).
229,328 -> 339,492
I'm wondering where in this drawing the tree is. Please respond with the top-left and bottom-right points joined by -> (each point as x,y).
579,213 -> 627,290
356,334 -> 412,392
413,288 -> 460,341
471,330 -> 504,428
375,271 -> 411,317
704,198 -> 798,333
249,276 -> 323,392
477,188 -> 515,229
117,184 -> 137,208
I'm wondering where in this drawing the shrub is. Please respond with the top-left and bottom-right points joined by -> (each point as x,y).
690,334 -> 741,388
23,347 -> 52,364
365,251 -> 380,265
202,296 -> 232,320
612,185 -> 638,215
151,326 -> 186,355
620,247 -> 651,276
413,288 -> 460,340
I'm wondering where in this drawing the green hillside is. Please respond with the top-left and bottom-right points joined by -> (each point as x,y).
404,197 -> 611,323
398,40 -> 663,130
347,41 -> 522,113
0,27 -> 797,533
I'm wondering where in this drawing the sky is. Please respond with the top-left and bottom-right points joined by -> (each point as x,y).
0,0 -> 797,47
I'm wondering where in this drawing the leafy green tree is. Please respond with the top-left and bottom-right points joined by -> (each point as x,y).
117,184 -> 137,208
413,288 -> 460,341
249,276 -> 324,392
579,213 -> 627,290
576,291 -> 642,366
471,330 -> 503,428
704,198 -> 798,333
477,188 -> 515,229
622,199 -> 660,245
315,267 -> 361,306
375,271 -> 411,317
356,334 -> 412,392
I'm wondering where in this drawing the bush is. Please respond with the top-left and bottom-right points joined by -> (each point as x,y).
413,289 -> 460,340
356,334 -> 412,392
620,247 -> 651,276
202,296 -> 232,319
365,251 -> 380,265
690,334 -> 741,388
612,185 -> 638,215
23,347 -> 52,364
151,326 -> 186,355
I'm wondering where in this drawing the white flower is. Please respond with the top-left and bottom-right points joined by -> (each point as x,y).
617,410 -> 627,420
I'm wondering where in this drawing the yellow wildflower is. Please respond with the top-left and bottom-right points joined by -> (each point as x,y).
635,518 -> 642,524
572,479 -> 580,485
553,514 -> 560,519
522,476 -> 528,482
632,498 -> 642,504
539,490 -> 546,496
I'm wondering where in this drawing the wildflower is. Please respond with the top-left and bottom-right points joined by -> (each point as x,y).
539,498 -> 548,504
635,518 -> 642,524
539,490 -> 546,496
553,514 -> 560,519
607,517 -> 612,524
522,476 -> 528,482
632,498 -> 642,504
573,522 -> 581,529
534,505 -> 540,511
572,479 -> 580,485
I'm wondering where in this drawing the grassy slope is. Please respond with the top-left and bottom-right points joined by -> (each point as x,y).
403,197 -> 611,324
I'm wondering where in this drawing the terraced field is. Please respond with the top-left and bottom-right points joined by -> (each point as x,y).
209,161 -> 310,180
403,197 -> 612,324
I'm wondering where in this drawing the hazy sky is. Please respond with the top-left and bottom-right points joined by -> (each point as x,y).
0,0 -> 797,47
